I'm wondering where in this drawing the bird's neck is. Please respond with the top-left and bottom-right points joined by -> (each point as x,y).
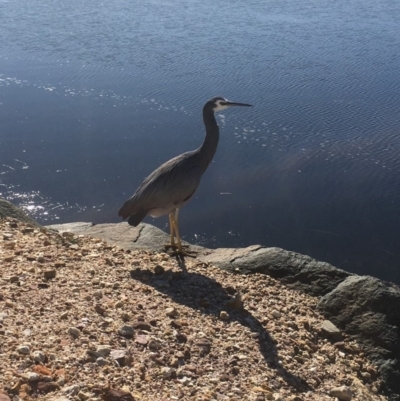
198,107 -> 219,171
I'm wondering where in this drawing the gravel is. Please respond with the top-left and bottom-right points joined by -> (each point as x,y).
0,218 -> 388,400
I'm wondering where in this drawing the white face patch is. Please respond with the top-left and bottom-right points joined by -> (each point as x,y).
213,98 -> 230,112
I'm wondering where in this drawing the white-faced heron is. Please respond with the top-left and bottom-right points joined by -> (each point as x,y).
118,96 -> 252,255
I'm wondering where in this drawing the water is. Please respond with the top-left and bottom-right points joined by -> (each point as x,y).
1,0 -> 400,283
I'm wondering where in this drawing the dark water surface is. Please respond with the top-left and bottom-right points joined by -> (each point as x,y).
1,0 -> 400,283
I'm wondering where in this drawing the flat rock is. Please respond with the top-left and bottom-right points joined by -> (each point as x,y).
47,221 -> 205,254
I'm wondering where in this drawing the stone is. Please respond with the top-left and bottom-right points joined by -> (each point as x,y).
161,367 -> 176,379
32,350 -> 46,363
96,357 -> 108,366
26,372 -> 41,382
68,327 -> 81,338
271,310 -> 281,319
329,386 -> 352,400
44,269 -> 56,279
37,381 -> 59,393
118,325 -> 134,338
63,384 -> 80,396
17,345 -> 30,354
165,307 -> 179,317
220,311 -> 229,320
132,321 -> 152,331
96,345 -> 111,357
320,320 -> 342,342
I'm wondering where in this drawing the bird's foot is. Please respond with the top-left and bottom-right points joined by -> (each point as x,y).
170,248 -> 197,258
164,244 -> 192,250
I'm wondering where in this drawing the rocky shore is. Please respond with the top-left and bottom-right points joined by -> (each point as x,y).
1,199 -> 399,400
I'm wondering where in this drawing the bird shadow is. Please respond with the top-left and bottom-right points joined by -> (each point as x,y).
130,258 -> 311,392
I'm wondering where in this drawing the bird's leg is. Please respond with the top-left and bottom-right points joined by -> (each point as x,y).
174,208 -> 183,253
170,209 -> 197,257
164,212 -> 178,250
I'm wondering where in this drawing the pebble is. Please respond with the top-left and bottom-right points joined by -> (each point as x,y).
44,269 -> 56,279
329,386 -> 352,401
96,357 -> 108,366
271,310 -> 281,319
93,289 -> 102,298
161,367 -> 176,379
26,372 -> 41,382
68,327 -> 81,338
96,345 -> 111,357
321,320 -> 342,341
220,311 -> 229,320
63,384 -> 80,396
32,350 -> 46,363
118,325 -> 134,338
17,345 -> 30,354
165,307 -> 179,317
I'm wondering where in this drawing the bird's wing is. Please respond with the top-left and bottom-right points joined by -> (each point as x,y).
119,151 -> 202,218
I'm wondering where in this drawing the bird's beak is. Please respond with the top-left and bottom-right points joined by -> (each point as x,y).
225,101 -> 253,107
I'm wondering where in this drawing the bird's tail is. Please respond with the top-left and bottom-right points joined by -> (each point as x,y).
127,211 -> 147,227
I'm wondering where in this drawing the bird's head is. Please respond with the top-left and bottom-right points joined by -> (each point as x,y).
206,96 -> 252,113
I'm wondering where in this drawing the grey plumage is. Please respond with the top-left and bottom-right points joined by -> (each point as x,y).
118,96 -> 251,254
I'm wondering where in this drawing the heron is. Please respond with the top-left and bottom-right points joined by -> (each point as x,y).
118,96 -> 252,255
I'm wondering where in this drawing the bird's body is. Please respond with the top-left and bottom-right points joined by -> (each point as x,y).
119,96 -> 251,254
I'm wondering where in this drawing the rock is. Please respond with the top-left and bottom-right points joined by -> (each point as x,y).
110,349 -> 128,364
271,310 -> 281,319
47,221 -> 205,255
26,372 -> 41,382
226,293 -> 243,310
135,335 -> 149,345
96,345 -> 111,357
118,325 -> 134,338
63,384 -> 80,396
44,269 -> 56,279
318,275 -> 400,396
32,350 -> 46,363
9,275 -> 19,283
154,265 -> 165,275
329,386 -> 352,400
37,381 -> 59,393
220,311 -> 229,320
95,304 -> 106,315
320,320 -> 342,342
148,339 -> 160,350
103,388 -> 136,401
96,357 -> 108,366
132,321 -> 152,331
203,246 -> 352,296
165,307 -> 179,317
68,327 -> 81,338
0,199 -> 41,226
17,345 -> 30,354
161,367 -> 176,379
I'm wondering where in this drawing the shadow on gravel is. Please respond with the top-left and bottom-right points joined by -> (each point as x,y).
130,261 -> 311,393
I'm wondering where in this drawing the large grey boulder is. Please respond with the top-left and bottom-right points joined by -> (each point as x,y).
319,276 -> 400,399
203,246 -> 352,296
0,199 -> 41,226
